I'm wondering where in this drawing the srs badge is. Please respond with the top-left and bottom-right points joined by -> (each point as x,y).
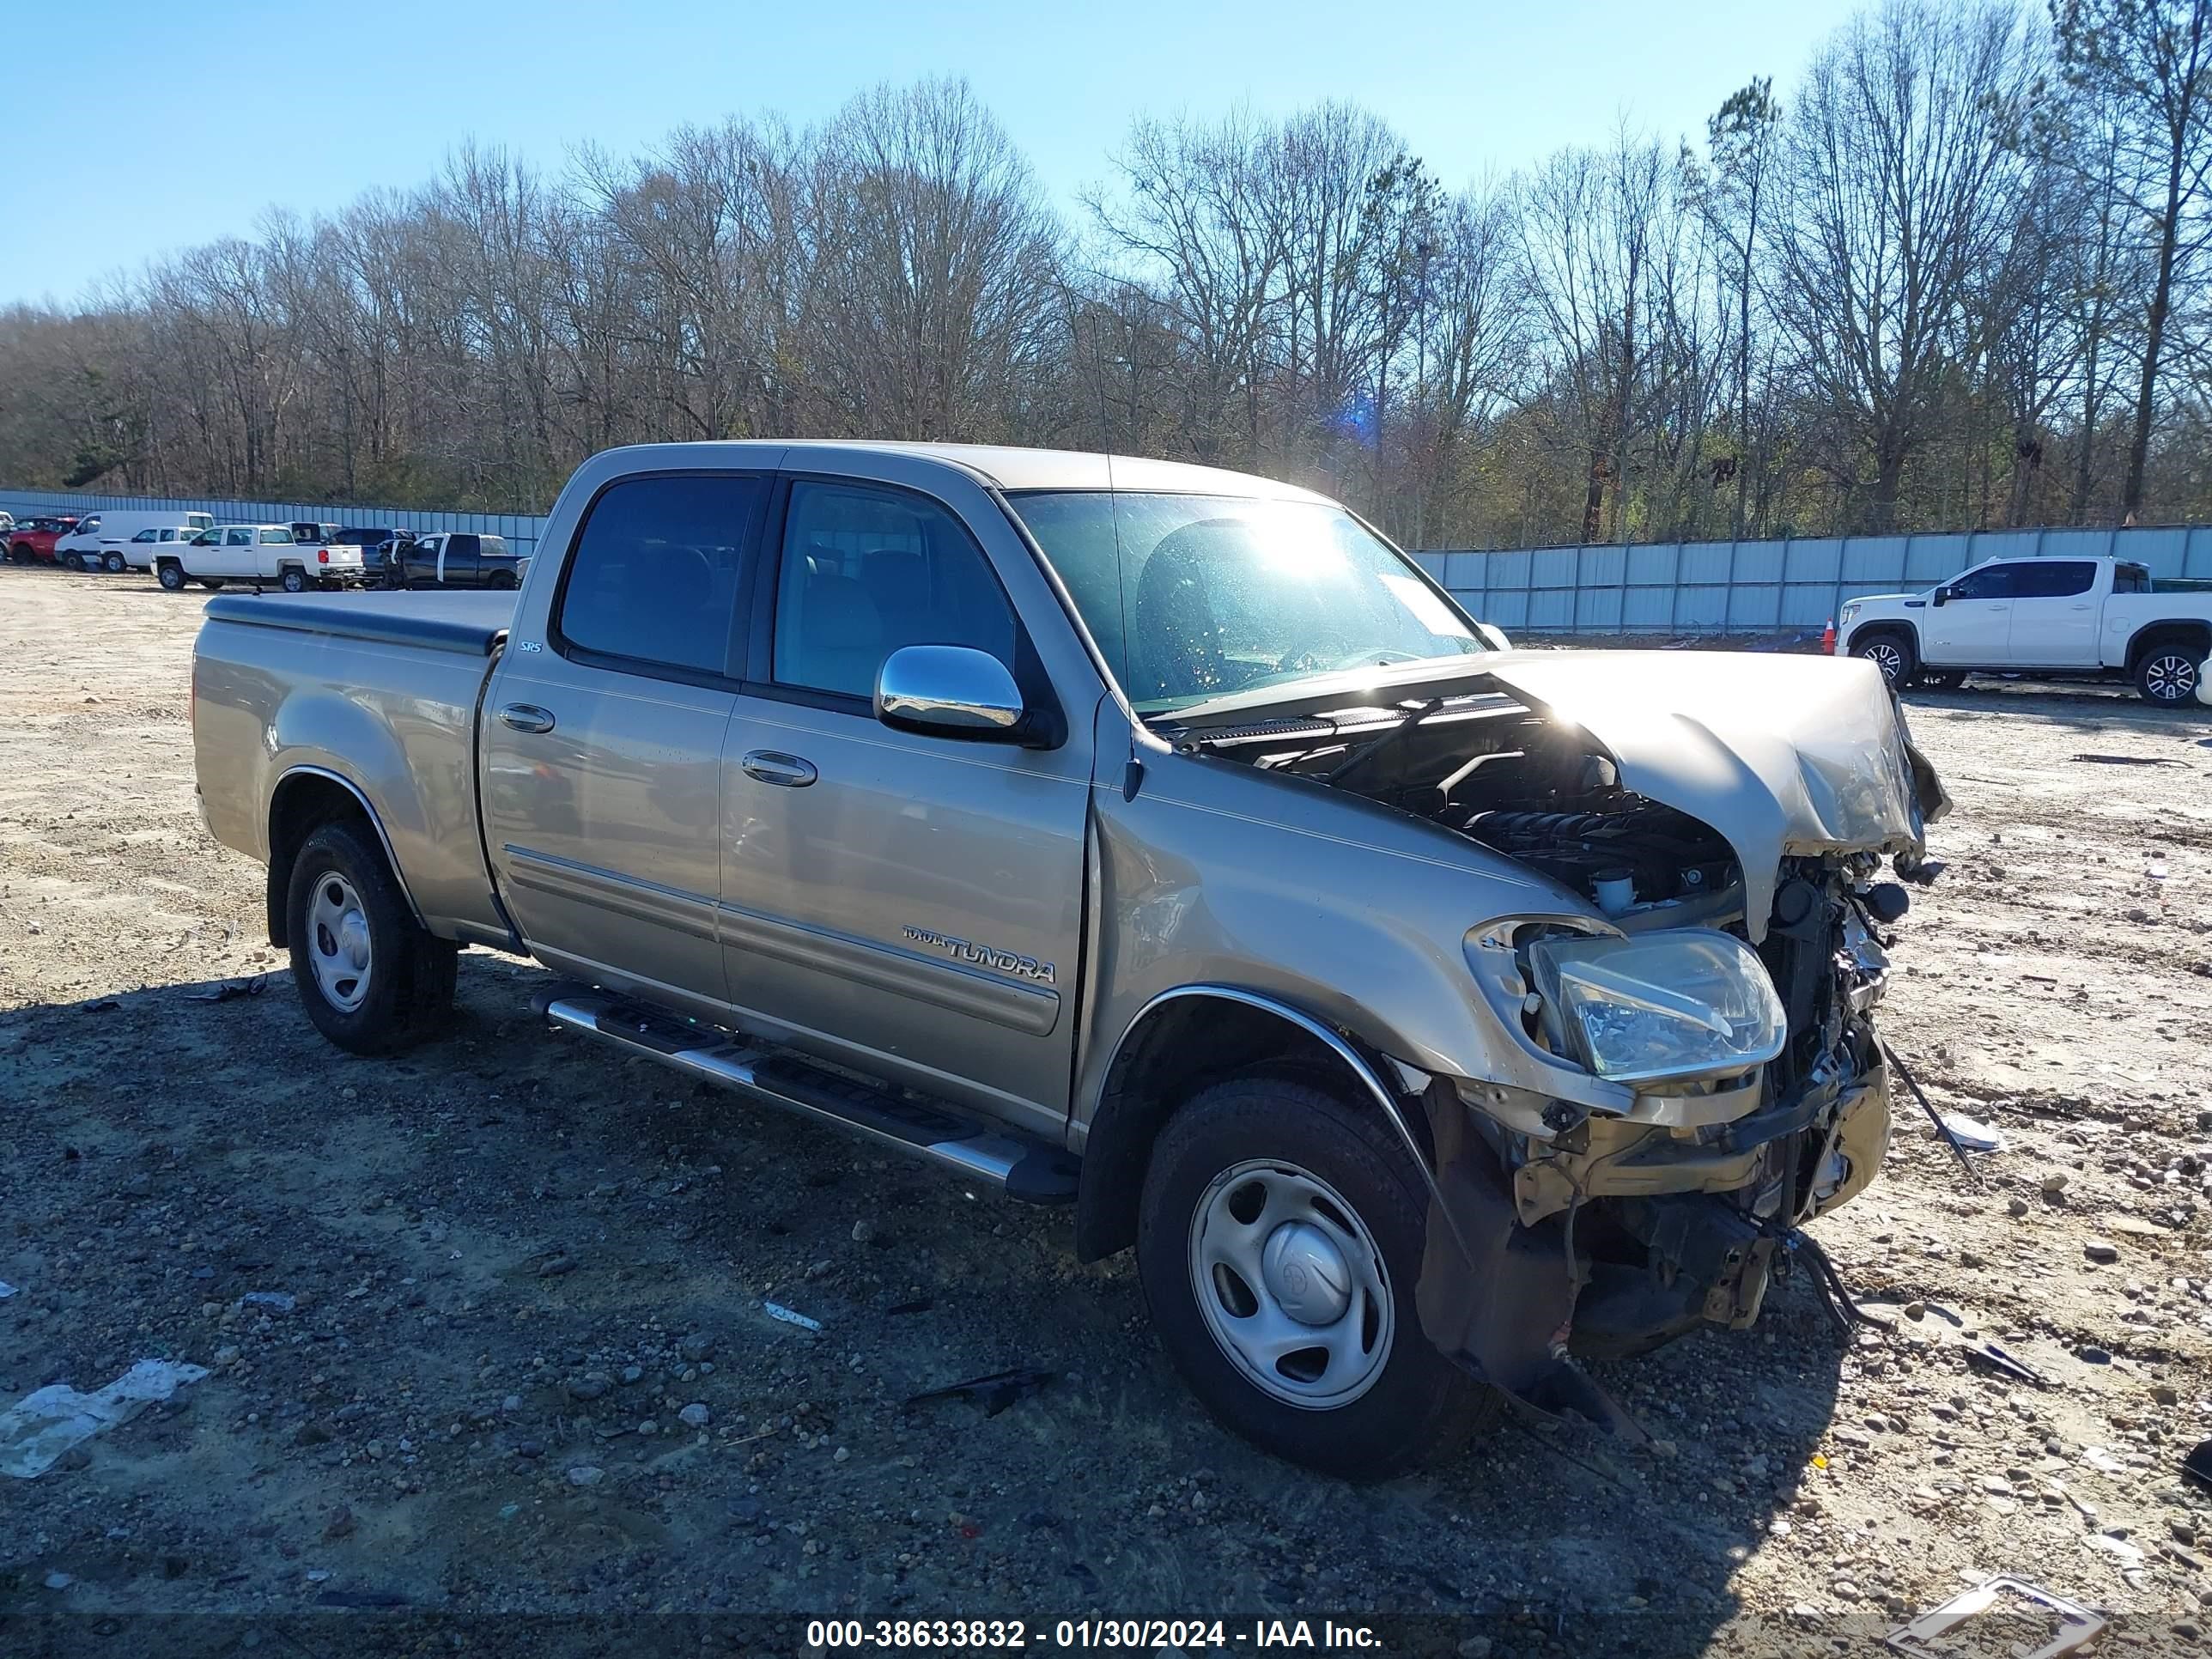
901,925 -> 1056,985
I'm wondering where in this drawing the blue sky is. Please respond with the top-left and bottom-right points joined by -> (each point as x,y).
1,0 -> 1859,306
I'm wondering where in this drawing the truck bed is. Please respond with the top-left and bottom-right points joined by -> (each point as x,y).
192,588 -> 515,947
202,589 -> 514,656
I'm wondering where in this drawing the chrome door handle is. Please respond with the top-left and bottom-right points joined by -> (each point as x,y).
498,703 -> 556,734
741,750 -> 817,787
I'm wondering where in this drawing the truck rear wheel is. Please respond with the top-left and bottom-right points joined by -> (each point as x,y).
1136,1072 -> 1498,1479
2136,647 -> 2203,706
285,821 -> 458,1055
280,566 -> 307,593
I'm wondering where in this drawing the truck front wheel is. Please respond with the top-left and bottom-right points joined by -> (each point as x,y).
1850,629 -> 1916,687
1136,1073 -> 1498,1479
156,561 -> 186,591
285,821 -> 458,1055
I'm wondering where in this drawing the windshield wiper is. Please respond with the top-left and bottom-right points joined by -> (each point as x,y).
1323,697 -> 1447,787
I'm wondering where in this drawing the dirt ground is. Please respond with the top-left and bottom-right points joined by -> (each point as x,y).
3,564 -> 2211,1656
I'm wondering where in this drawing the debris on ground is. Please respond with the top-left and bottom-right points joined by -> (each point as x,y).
1934,1112 -> 2004,1152
178,973 -> 266,1003
904,1367 -> 1058,1418
1884,1575 -> 2105,1658
0,1359 -> 211,1479
763,1300 -> 822,1332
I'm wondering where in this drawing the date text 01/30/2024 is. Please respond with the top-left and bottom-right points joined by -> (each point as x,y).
804,1619 -> 1383,1649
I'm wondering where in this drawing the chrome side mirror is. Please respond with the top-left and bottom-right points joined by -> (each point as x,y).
876,645 -> 1030,744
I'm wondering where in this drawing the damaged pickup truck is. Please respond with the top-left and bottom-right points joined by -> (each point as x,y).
191,442 -> 1948,1478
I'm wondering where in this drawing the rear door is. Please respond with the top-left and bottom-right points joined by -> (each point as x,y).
2005,559 -> 2103,666
480,471 -> 769,1020
210,526 -> 257,578
716,471 -> 1091,1133
1924,562 -> 2017,665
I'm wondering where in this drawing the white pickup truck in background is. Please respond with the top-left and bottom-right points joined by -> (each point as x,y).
1838,555 -> 2212,705
158,524 -> 370,592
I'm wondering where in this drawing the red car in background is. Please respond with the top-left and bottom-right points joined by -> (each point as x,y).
5,515 -> 80,563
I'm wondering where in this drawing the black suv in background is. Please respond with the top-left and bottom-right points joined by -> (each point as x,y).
327,526 -> 417,588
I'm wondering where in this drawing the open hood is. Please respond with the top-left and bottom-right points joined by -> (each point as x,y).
1168,649 -> 1949,936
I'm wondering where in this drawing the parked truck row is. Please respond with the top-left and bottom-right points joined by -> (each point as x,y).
4,512 -> 523,592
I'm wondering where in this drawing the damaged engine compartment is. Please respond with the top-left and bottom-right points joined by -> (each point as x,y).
1163,683 -> 1918,1424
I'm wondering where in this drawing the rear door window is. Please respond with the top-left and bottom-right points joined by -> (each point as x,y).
770,480 -> 1017,701
2012,560 -> 2097,599
556,475 -> 766,678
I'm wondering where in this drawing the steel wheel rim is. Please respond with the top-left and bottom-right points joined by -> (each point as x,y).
1188,1158 -> 1394,1410
1863,641 -> 1904,682
2145,653 -> 2198,702
307,872 -> 373,1012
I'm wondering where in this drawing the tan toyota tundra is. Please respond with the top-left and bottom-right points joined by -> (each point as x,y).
191,441 -> 1949,1478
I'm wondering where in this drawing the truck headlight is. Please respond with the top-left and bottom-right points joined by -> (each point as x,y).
1525,928 -> 1786,1085
1839,602 -> 1860,626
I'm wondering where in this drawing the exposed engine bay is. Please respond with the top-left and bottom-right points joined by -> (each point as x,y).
1163,679 -> 1931,1426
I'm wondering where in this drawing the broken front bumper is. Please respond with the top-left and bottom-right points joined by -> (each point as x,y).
1414,1051 -> 1892,1426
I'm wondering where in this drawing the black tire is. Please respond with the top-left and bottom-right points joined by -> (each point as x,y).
1850,629 -> 1916,688
1136,1073 -> 1499,1480
279,566 -> 307,593
156,561 -> 186,591
1917,669 -> 1966,690
100,550 -> 125,573
2136,645 -> 2203,706
486,569 -> 518,590
64,551 -> 86,572
198,579 -> 225,591
284,820 -> 458,1056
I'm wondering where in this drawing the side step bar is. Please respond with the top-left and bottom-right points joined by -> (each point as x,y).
534,988 -> 1079,1203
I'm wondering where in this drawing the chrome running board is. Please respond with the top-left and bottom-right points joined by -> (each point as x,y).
536,988 -> 1079,1203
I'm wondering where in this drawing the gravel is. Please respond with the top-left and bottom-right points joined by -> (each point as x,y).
2,569 -> 2209,1642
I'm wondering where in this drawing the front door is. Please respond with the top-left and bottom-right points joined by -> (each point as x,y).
719,475 -> 1091,1135
2004,559 -> 2102,666
1923,562 -> 2017,665
480,472 -> 768,1020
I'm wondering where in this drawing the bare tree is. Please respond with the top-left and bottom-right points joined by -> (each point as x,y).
1771,0 -> 2040,531
2055,0 -> 2212,518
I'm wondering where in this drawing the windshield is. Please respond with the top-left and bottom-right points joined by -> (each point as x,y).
1009,491 -> 1486,713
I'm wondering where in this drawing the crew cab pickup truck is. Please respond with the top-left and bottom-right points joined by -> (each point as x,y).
161,523 -> 369,592
1839,554 -> 2212,705
191,442 -> 1948,1476
397,530 -> 525,589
